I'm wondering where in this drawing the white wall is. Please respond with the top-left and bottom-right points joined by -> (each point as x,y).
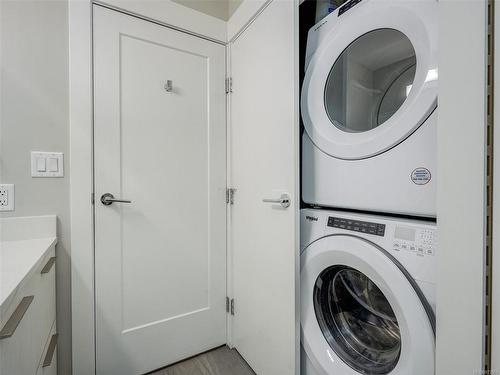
0,1 -> 71,374
436,1 -> 487,374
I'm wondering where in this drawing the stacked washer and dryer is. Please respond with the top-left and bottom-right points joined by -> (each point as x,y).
300,0 -> 438,374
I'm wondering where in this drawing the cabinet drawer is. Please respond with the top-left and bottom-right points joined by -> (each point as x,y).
31,246 -> 56,366
0,245 -> 56,375
36,321 -> 57,375
0,281 -> 38,375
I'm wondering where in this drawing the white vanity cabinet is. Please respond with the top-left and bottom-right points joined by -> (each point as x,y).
0,216 -> 57,375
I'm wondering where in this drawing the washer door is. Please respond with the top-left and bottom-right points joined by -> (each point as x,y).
301,0 -> 437,160
301,235 -> 435,375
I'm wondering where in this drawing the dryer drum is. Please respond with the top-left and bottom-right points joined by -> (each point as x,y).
313,265 -> 401,374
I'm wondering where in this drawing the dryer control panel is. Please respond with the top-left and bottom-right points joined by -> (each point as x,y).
393,226 -> 437,257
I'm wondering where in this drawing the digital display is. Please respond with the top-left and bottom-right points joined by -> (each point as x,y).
395,227 -> 416,241
328,216 -> 385,237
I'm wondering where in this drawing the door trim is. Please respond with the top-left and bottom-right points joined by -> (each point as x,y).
70,3 -> 227,374
93,1 -> 226,45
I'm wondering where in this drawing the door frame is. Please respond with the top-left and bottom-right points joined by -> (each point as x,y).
69,2 -> 227,374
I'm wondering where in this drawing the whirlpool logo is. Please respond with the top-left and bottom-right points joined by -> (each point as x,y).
305,216 -> 318,222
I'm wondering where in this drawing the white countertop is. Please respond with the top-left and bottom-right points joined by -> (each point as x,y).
0,237 -> 57,308
0,215 -> 57,309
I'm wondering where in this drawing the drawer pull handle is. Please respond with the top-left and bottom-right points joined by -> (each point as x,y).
42,333 -> 58,367
41,257 -> 56,274
0,296 -> 34,339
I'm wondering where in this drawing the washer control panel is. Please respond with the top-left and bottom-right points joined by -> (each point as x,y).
393,226 -> 437,257
328,216 -> 385,237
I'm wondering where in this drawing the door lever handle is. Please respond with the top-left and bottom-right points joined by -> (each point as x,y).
262,193 -> 291,208
101,193 -> 132,206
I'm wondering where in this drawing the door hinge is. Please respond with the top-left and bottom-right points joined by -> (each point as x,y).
91,193 -> 95,205
226,297 -> 235,315
225,77 -> 233,94
226,188 -> 236,205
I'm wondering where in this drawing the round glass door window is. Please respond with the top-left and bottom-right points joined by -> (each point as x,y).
324,29 -> 417,133
313,265 -> 401,374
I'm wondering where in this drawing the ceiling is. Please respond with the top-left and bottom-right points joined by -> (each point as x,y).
171,0 -> 243,21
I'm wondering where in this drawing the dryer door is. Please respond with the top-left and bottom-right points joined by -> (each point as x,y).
300,235 -> 435,375
301,0 -> 437,160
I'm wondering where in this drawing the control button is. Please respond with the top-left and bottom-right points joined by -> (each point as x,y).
401,244 -> 408,250
409,245 -> 416,251
426,247 -> 435,255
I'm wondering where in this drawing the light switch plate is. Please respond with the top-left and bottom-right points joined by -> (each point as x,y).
0,184 -> 15,211
31,152 -> 64,177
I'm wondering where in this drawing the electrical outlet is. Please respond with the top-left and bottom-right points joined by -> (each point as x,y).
0,184 -> 15,211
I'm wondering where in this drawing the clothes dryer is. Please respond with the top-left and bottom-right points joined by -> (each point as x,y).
301,0 -> 437,217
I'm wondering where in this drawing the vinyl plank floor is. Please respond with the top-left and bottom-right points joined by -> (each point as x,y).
149,346 -> 256,375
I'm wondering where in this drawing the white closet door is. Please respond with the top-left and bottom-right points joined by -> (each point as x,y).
93,6 -> 227,374
229,1 -> 299,374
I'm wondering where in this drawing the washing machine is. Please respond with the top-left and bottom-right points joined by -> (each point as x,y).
300,208 -> 436,375
301,0 -> 438,217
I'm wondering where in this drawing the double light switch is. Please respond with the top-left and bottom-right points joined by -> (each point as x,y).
31,152 -> 64,177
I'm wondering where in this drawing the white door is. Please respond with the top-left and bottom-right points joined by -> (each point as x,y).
229,1 -> 298,374
93,6 -> 226,374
